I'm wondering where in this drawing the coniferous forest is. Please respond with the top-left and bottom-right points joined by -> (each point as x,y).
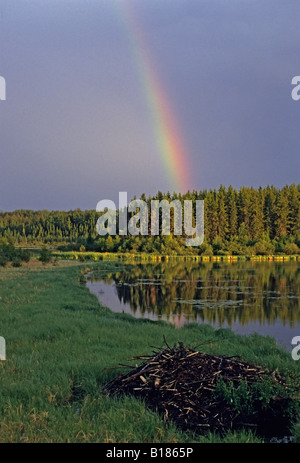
0,184 -> 299,256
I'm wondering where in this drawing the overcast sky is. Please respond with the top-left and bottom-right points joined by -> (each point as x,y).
0,0 -> 299,211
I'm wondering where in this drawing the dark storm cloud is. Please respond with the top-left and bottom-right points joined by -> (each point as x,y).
0,0 -> 299,211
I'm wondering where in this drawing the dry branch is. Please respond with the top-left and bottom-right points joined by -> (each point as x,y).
103,342 -> 299,436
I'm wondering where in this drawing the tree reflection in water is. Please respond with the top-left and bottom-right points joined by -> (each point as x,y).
87,261 -> 300,349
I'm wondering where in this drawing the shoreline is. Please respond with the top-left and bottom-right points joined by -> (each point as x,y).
51,251 -> 300,263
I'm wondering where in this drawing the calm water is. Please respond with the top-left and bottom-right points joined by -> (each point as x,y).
86,260 -> 300,351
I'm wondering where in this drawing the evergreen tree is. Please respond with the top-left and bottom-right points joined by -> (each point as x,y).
0,184 -> 299,255
274,186 -> 290,237
226,185 -> 238,238
249,188 -> 264,240
263,185 -> 276,239
217,185 -> 228,240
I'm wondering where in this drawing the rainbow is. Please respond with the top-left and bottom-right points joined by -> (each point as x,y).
115,1 -> 193,193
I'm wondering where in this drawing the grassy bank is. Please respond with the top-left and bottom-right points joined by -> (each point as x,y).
0,259 -> 299,443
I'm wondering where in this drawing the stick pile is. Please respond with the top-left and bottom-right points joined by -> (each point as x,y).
103,342 -> 294,435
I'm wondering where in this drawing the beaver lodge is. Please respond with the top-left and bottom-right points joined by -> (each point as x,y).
103,341 -> 300,438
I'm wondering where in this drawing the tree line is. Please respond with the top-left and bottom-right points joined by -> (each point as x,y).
0,184 -> 299,256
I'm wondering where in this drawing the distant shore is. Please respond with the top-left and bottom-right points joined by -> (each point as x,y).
50,250 -> 300,263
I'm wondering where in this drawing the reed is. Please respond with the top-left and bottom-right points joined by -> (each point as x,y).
52,251 -> 300,264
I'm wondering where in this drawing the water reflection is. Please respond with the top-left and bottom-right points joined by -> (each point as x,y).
87,261 -> 300,350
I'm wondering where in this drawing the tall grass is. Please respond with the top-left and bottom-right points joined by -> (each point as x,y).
0,260 -> 299,443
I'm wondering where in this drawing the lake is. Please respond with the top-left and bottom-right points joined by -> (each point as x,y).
86,260 -> 300,351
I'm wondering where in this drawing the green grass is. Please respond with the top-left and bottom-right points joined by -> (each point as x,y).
0,259 -> 299,443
